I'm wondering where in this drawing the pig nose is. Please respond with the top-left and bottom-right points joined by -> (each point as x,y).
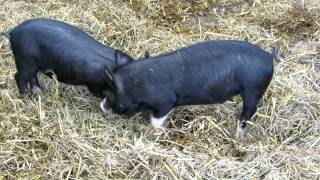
100,98 -> 112,114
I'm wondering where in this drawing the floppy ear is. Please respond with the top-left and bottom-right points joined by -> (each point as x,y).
103,65 -> 117,91
115,50 -> 134,65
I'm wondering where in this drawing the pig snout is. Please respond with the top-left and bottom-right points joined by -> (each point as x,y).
100,98 -> 113,115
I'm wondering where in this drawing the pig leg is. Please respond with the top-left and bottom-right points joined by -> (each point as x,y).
239,89 -> 264,135
151,106 -> 174,129
15,71 -> 32,96
30,74 -> 42,95
14,53 -> 40,96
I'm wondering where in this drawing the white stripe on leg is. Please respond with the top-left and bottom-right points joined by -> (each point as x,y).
151,110 -> 173,129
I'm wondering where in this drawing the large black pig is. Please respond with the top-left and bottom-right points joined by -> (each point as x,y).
1,18 -> 133,97
100,40 -> 278,134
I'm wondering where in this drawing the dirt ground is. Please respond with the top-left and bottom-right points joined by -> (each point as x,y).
0,0 -> 319,179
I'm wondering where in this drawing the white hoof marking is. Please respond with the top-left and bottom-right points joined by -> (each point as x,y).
151,110 -> 173,129
237,126 -> 246,138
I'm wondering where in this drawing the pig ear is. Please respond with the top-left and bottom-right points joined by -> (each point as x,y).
115,50 -> 134,65
103,65 -> 117,91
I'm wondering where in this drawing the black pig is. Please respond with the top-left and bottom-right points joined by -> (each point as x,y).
1,18 -> 134,96
100,40 -> 278,134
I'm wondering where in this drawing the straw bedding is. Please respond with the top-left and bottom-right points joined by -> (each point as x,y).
0,0 -> 319,179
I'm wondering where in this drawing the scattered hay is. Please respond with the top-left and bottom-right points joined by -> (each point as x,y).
0,0 -> 319,179
260,5 -> 320,41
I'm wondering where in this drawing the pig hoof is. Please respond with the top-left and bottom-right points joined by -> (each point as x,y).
32,86 -> 42,96
151,117 -> 164,129
237,126 -> 245,139
150,110 -> 173,129
236,120 -> 247,138
18,93 -> 27,98
150,116 -> 167,129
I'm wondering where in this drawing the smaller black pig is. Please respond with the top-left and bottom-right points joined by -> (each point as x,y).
100,40 -> 278,134
1,18 -> 134,96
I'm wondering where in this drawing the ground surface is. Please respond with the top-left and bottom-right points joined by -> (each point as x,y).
0,0 -> 319,179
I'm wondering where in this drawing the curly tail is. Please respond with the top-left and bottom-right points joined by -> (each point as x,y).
1,31 -> 11,39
